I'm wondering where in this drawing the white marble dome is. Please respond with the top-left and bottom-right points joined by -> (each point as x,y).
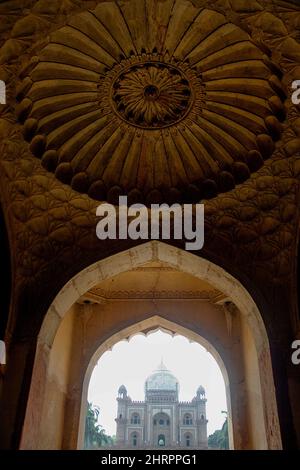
145,361 -> 179,392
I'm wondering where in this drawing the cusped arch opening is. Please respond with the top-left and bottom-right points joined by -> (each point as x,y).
79,318 -> 231,449
21,242 -> 281,450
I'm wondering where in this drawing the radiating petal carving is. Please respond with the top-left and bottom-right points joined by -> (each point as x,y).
16,1 -> 286,204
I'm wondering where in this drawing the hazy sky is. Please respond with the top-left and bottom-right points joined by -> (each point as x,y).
88,330 -> 227,436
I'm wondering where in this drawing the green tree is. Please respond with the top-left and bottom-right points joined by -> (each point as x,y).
208,418 -> 229,449
84,402 -> 114,449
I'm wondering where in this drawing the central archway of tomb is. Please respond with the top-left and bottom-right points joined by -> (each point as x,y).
79,319 -> 231,449
20,242 -> 282,450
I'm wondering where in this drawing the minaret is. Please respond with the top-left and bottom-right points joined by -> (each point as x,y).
195,385 -> 208,448
115,385 -> 128,446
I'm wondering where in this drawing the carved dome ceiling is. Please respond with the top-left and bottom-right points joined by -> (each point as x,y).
15,0 -> 287,205
1,0 -> 300,288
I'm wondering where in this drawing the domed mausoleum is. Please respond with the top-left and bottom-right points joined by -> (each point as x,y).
115,361 -> 207,449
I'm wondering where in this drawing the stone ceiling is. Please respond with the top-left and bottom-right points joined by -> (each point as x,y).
14,4 -> 287,204
78,262 -> 225,304
0,0 -> 300,326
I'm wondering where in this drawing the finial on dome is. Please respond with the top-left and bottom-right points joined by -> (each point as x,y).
158,358 -> 167,371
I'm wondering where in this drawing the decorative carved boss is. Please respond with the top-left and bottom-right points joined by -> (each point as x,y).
15,1 -> 286,205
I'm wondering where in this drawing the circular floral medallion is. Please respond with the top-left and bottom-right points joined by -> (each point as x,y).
111,62 -> 193,128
